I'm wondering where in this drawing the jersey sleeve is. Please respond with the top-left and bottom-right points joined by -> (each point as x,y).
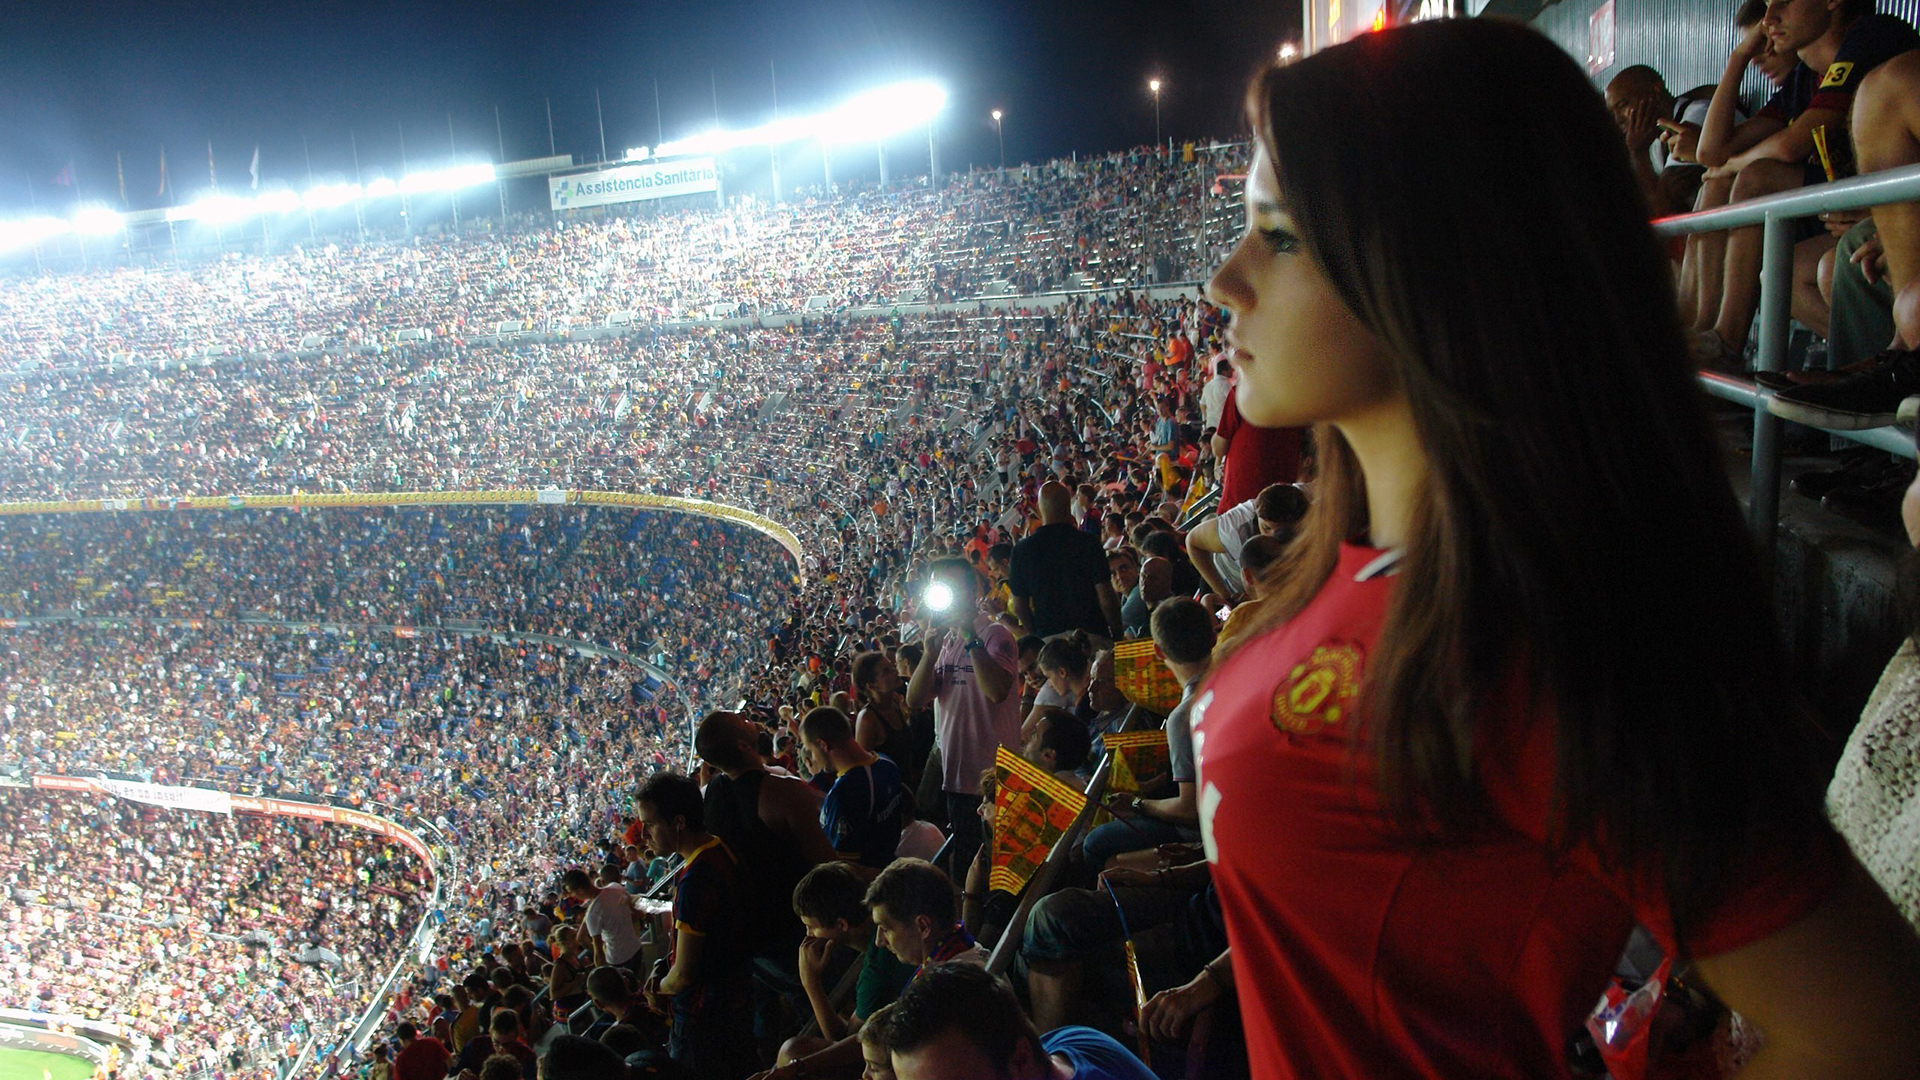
819,785 -> 855,855
1477,688 -> 1844,958
1754,79 -> 1798,123
1810,15 -> 1920,113
674,865 -> 722,937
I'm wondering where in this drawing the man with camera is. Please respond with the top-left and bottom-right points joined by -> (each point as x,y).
905,556 -> 1022,875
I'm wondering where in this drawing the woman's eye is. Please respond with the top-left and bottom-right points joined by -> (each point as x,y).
1259,227 -> 1301,255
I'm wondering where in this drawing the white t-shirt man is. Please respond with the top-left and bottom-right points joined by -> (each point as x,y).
582,883 -> 642,966
1200,369 -> 1233,432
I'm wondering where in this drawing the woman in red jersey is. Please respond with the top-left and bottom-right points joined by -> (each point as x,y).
1192,17 -> 1920,1080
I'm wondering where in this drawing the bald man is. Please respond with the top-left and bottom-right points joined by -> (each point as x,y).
1009,481 -> 1123,644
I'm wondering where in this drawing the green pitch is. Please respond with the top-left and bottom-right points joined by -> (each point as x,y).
0,1048 -> 96,1080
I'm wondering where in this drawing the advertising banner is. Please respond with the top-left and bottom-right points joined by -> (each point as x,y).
548,158 -> 718,211
94,775 -> 234,815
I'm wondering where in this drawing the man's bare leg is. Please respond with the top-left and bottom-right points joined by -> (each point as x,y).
1713,158 -> 1808,354
1793,233 -> 1839,338
1688,173 -> 1737,331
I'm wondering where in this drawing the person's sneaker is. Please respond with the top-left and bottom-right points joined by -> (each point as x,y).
1687,330 -> 1745,373
1789,448 -> 1892,499
1768,350 -> 1920,430
1822,460 -> 1917,527
1901,396 -> 1920,431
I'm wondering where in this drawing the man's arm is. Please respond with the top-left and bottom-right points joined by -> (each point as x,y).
796,936 -> 844,1041
1723,107 -> 1841,174
1184,518 -> 1231,599
903,629 -> 943,712
656,926 -> 704,996
968,635 -> 1015,705
764,776 -> 843,869
1138,781 -> 1200,827
750,1032 -> 865,1080
1699,32 -> 1774,168
1009,595 -> 1035,634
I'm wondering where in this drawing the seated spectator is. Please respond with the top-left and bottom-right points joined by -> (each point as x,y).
583,966 -> 643,1037
476,1055 -> 523,1080
635,770 -> 757,1080
487,1009 -> 539,1080
762,864 -> 918,1080
1689,0 -> 1918,368
390,1022 -> 450,1080
865,858 -> 987,971
1184,482 -> 1309,599
1082,599 -> 1211,871
1023,632 -> 1097,740
803,705 -> 907,869
1605,64 -> 1712,217
858,1003 -> 900,1080
886,963 -> 1155,1080
1217,533 -> 1289,647
538,1035 -> 626,1080
561,868 -> 643,974
1021,709 -> 1093,787
1768,47 -> 1920,431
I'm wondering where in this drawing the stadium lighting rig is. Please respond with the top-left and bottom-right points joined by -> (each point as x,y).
0,79 -> 945,249
649,79 -> 949,159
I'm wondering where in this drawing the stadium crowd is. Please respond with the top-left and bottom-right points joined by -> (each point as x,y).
0,146 -> 1231,368
0,791 -> 427,1080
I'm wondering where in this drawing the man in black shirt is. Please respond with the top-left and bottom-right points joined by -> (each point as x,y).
1008,482 -> 1122,643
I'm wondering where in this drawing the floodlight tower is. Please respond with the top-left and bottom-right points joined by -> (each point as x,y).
992,110 -> 1004,169
1149,79 -> 1163,147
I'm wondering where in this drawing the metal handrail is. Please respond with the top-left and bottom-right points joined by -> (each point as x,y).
1650,162 -> 1920,555
984,753 -> 1115,977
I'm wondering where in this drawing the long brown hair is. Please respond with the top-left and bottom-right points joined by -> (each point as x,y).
1226,19 -> 1829,943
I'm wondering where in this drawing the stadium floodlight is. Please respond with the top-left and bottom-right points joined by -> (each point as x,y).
70,205 -> 125,237
625,146 -> 652,161
0,216 -> 70,251
1279,42 -> 1299,60
303,182 -> 364,211
255,190 -> 303,214
169,193 -> 260,225
398,163 -> 497,195
817,81 -> 948,146
654,79 -> 948,158
363,177 -> 399,199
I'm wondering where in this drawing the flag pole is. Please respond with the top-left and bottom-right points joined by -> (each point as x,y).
494,104 -> 509,224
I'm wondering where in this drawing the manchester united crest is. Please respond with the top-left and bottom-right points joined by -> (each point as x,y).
1271,642 -> 1363,735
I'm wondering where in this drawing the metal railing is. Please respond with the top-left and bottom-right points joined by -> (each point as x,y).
1651,162 -> 1920,556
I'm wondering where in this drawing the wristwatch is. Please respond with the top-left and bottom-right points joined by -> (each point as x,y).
965,637 -> 985,653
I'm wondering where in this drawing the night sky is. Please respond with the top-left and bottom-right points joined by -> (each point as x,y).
0,0 -> 1299,215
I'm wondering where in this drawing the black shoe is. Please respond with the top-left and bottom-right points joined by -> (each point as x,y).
1822,460 -> 1917,527
1754,370 -> 1803,391
1769,350 -> 1920,430
1790,449 -> 1890,500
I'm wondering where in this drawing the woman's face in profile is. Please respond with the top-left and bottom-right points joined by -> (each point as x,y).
1206,144 -> 1395,431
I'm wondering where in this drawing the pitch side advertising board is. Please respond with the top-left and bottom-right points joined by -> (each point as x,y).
548,157 -> 718,210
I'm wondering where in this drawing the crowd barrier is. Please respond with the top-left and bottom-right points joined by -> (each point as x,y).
0,487 -> 806,585
1655,161 -> 1920,558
